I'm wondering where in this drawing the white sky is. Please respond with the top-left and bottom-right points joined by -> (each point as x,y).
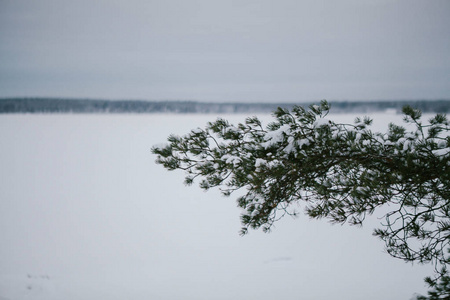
1,0 -> 449,102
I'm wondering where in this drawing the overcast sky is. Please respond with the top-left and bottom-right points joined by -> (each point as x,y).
1,0 -> 449,102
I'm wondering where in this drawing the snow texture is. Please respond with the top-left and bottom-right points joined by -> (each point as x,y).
0,113 -> 436,300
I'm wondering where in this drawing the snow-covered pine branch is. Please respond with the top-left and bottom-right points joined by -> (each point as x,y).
152,100 -> 449,290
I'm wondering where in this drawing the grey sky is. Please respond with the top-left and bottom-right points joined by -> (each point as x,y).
1,0 -> 449,102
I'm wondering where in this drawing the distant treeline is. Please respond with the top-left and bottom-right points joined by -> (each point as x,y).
0,98 -> 449,114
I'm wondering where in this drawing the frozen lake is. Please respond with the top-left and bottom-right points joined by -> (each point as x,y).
0,112 -> 435,300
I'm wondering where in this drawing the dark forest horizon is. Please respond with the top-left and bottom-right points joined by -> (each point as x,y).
1,97 -> 449,114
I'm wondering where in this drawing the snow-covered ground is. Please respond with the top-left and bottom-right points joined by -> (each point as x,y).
0,111 -> 435,300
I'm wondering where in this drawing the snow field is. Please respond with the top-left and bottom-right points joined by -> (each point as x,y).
0,112 -> 435,300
